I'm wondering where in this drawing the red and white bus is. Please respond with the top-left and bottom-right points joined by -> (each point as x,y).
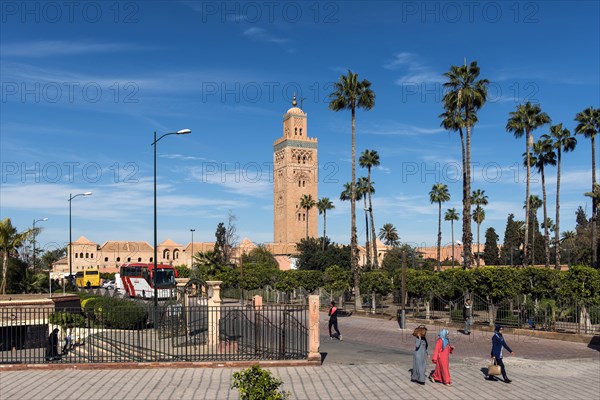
115,263 -> 178,300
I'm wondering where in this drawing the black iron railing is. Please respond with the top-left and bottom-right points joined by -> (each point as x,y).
0,304 -> 308,364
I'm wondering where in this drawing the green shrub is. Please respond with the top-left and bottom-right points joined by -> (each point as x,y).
231,365 -> 289,400
100,298 -> 147,329
450,309 -> 463,322
48,311 -> 86,328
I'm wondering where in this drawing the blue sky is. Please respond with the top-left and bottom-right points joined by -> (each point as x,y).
1,1 -> 599,255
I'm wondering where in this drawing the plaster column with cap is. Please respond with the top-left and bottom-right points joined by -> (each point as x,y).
206,280 -> 222,349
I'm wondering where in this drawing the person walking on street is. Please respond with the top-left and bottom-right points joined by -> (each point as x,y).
488,325 -> 515,383
430,329 -> 454,386
411,326 -> 428,385
463,298 -> 473,335
46,328 -> 60,361
328,301 -> 342,340
62,325 -> 73,354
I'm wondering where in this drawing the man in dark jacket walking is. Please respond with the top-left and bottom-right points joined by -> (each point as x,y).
488,325 -> 514,383
463,298 -> 473,334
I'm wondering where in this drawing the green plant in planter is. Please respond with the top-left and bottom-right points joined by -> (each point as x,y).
231,365 -> 290,400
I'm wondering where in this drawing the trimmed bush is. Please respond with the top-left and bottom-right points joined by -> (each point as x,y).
48,311 -> 86,328
231,365 -> 289,400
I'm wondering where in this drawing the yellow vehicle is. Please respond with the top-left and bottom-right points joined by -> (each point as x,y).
75,269 -> 101,288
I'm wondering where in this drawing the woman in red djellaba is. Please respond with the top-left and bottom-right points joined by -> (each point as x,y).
429,328 -> 454,386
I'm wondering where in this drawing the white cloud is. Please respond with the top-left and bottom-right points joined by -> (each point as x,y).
243,27 -> 288,44
1,40 -> 152,58
385,52 -> 445,85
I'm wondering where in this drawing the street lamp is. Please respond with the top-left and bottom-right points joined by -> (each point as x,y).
190,229 -> 195,268
152,129 -> 191,307
69,192 -> 92,284
32,217 -> 48,273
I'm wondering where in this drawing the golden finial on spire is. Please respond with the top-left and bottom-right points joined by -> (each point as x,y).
292,94 -> 297,107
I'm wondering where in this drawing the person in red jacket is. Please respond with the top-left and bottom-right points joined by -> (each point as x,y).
328,301 -> 342,340
429,329 -> 454,386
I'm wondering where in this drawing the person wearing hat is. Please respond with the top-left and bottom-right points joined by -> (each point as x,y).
488,325 -> 514,383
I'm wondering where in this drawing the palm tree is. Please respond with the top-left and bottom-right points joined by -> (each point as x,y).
550,123 -> 577,269
329,70 -> 375,310
359,149 -> 380,268
575,107 -> 600,267
357,177 -> 374,268
529,136 -> 557,267
507,102 -> 551,266
299,194 -> 317,240
561,230 -> 577,267
0,218 -> 38,294
378,223 -> 400,247
341,182 -> 370,267
317,197 -> 335,250
429,183 -> 450,271
471,189 -> 489,267
472,206 -> 486,266
441,61 -> 489,269
524,195 -> 543,266
444,208 -> 460,268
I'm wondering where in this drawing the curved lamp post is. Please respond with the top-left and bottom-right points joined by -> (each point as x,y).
152,129 -> 191,307
69,192 -> 92,284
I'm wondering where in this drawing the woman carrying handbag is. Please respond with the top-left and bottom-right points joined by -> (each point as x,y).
487,325 -> 515,383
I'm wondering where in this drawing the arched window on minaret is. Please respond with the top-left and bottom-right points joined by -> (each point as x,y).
298,213 -> 301,221
295,127 -> 298,135
297,155 -> 301,163
299,128 -> 303,136
302,156 -> 306,164
303,213 -> 306,221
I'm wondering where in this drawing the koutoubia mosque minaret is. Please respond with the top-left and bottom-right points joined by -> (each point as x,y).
273,96 -> 318,243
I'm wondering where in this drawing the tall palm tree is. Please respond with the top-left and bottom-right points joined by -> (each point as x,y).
575,107 -> 600,267
317,197 -> 335,250
359,149 -> 380,268
441,61 -> 489,269
329,70 -> 375,310
524,195 -> 543,266
341,182 -> 370,267
0,218 -> 38,294
530,136 -> 557,267
507,102 -> 551,266
444,208 -> 460,268
299,194 -> 317,240
471,189 -> 489,267
561,230 -> 577,267
378,223 -> 400,247
472,206 -> 486,266
550,123 -> 577,269
429,183 -> 450,271
356,176 -> 375,268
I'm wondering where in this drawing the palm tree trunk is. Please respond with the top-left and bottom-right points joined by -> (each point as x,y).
532,210 -> 536,266
305,208 -> 309,239
368,168 -> 379,269
524,130 -> 531,267
463,125 -> 473,268
451,220 -> 455,268
542,167 -> 550,267
368,194 -> 378,269
477,222 -> 481,267
437,201 -> 442,272
1,251 -> 8,294
364,197 -> 371,268
592,136 -> 597,268
322,211 -> 327,251
351,107 -> 361,310
555,150 -> 561,269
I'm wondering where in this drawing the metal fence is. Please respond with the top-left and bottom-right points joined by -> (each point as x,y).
0,304 -> 308,365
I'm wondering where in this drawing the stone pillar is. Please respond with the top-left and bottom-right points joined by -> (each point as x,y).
206,281 -> 222,349
253,295 -> 263,311
308,294 -> 320,362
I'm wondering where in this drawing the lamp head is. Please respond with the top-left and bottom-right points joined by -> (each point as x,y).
83,192 -> 92,196
177,129 -> 191,135
42,218 -> 48,221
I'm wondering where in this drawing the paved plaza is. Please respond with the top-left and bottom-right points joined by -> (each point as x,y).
1,313 -> 599,399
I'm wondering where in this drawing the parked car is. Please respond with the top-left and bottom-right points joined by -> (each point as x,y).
102,280 -> 115,290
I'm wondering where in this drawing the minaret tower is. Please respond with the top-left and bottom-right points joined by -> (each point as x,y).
273,96 -> 318,243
